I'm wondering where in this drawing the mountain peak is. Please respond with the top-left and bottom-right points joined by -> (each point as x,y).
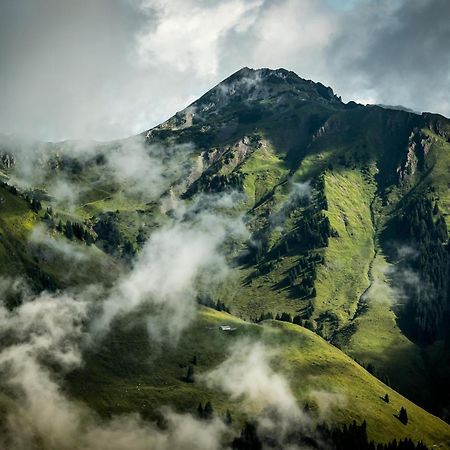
188,67 -> 342,117
149,67 -> 344,135
218,66 -> 340,103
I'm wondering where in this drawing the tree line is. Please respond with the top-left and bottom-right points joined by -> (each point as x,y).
387,195 -> 449,344
232,418 -> 425,450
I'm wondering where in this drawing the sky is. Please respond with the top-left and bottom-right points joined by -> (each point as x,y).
0,0 -> 449,141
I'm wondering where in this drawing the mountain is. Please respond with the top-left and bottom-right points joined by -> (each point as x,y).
0,67 -> 450,449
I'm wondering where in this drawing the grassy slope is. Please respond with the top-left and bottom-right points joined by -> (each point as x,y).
0,185 -> 120,289
2,101 -> 449,444
222,138 -> 305,318
0,186 -> 37,275
240,139 -> 288,208
315,169 -> 430,406
224,166 -> 377,326
343,253 -> 428,404
314,169 -> 375,326
225,253 -> 305,318
67,307 -> 450,447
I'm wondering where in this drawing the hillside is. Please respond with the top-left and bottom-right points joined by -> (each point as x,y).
66,307 -> 450,447
0,67 -> 449,448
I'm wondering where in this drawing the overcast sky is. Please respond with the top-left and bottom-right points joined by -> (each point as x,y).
0,0 -> 449,141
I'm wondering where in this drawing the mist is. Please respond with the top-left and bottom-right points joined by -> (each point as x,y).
0,285 -> 228,450
0,191 -> 247,449
94,193 -> 248,341
205,339 -> 309,438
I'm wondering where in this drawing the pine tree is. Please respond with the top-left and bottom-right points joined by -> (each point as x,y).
204,401 -> 213,419
279,312 -> 292,323
232,422 -> 261,450
185,365 -> 194,383
64,221 -> 74,239
136,228 -> 146,246
293,315 -> 302,325
123,240 -> 135,257
399,406 -> 408,425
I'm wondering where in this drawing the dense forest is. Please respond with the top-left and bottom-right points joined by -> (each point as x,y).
232,420 -> 428,450
384,196 -> 449,344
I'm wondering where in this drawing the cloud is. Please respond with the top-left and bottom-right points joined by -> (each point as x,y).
1,0 -> 448,141
94,193 -> 247,341
204,338 -> 351,448
0,289 -> 89,375
0,190 -> 247,448
1,130 -> 247,345
270,180 -> 312,228
205,339 -> 301,417
308,390 -> 347,422
326,0 -> 450,114
103,137 -> 194,202
136,0 -> 263,77
29,225 -> 88,262
0,133 -> 196,207
0,287 -> 346,449
395,244 -> 419,261
47,178 -> 83,210
0,285 -> 228,450
204,339 -> 311,443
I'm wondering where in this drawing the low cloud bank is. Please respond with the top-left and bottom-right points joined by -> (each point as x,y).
0,135 -> 194,206
205,339 -> 346,448
0,188 -> 250,449
0,282 -> 345,449
94,193 -> 248,342
0,291 -> 227,450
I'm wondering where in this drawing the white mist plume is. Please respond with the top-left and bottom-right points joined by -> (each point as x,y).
29,225 -> 88,262
205,338 -> 311,442
270,180 -> 312,229
291,181 -> 312,200
204,338 -> 350,447
103,137 -> 194,202
0,189 -> 247,448
308,390 -> 347,422
385,243 -> 426,308
0,134 -> 195,207
0,285 -> 229,450
47,177 -> 83,210
94,193 -> 247,341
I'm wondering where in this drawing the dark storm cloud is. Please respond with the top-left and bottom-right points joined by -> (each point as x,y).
328,0 -> 450,113
0,0 -> 448,141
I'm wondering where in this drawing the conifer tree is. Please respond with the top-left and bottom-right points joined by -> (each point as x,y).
399,406 -> 408,425
204,401 -> 213,419
185,365 -> 194,383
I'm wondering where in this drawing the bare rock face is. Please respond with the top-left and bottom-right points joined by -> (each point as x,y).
0,152 -> 16,169
427,115 -> 450,142
397,129 -> 429,183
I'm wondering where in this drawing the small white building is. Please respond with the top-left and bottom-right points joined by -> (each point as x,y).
219,325 -> 236,331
